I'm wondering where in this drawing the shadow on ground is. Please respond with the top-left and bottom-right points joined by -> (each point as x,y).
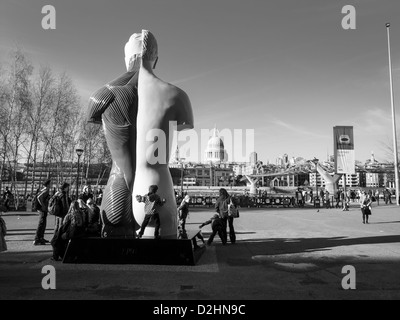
215,235 -> 400,269
237,235 -> 400,255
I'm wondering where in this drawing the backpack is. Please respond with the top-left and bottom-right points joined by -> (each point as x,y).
48,193 -> 63,217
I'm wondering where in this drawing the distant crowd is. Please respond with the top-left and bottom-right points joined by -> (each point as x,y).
1,179 -> 240,260
173,186 -> 397,209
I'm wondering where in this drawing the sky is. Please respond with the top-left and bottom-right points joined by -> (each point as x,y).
1,0 -> 400,165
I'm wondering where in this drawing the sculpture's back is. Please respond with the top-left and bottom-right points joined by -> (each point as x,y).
86,40 -> 142,237
132,30 -> 194,237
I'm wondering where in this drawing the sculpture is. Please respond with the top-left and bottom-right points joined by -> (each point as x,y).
244,175 -> 258,196
87,36 -> 143,237
132,30 -> 194,237
87,30 -> 193,239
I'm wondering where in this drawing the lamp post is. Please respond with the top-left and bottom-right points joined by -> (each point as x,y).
76,147 -> 83,199
47,153 -> 53,179
386,23 -> 400,206
312,158 -> 319,207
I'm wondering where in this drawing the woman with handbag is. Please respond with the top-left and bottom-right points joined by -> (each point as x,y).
215,188 -> 236,244
360,192 -> 372,224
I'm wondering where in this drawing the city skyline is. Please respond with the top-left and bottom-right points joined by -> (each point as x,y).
1,0 -> 400,164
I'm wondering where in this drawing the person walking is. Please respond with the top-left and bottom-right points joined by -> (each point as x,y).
136,185 -> 166,239
375,189 -> 380,206
33,179 -> 51,245
51,182 -> 71,239
2,187 -> 13,212
324,190 -> 330,209
198,214 -> 227,246
215,188 -> 230,243
335,189 -> 342,208
341,189 -> 349,211
386,188 -> 392,204
319,189 -> 324,201
360,192 -> 372,224
177,195 -> 190,233
227,197 -> 239,244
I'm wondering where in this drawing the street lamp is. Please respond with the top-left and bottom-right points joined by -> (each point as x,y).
386,23 -> 400,206
76,147 -> 84,199
312,158 -> 319,206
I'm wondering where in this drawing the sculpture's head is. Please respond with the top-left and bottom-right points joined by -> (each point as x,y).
141,29 -> 158,67
124,32 -> 142,72
124,30 -> 158,71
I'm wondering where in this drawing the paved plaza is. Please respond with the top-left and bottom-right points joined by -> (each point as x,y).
0,203 -> 399,300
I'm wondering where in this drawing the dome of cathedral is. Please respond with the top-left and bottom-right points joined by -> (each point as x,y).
205,128 -> 226,163
207,135 -> 225,149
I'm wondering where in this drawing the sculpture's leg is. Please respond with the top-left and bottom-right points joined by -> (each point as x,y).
100,170 -> 138,238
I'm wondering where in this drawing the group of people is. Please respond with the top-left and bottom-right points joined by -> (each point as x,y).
199,188 -> 239,246
32,179 -> 101,261
135,186 -> 239,247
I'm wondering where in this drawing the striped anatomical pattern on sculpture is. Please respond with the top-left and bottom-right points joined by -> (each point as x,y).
87,71 -> 139,237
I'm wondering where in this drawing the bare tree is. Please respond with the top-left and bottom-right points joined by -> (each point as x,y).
40,72 -> 80,187
23,66 -> 55,196
380,136 -> 400,164
0,48 -> 33,208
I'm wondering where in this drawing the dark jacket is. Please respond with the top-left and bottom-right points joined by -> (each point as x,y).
51,190 -> 71,218
37,187 -> 50,213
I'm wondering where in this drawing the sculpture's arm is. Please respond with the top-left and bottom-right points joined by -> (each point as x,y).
175,89 -> 194,131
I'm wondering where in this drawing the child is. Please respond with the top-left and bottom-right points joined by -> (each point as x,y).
136,185 -> 166,239
0,212 -> 7,252
199,214 -> 227,246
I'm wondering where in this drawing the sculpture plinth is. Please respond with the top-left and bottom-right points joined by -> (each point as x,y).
62,229 -> 205,265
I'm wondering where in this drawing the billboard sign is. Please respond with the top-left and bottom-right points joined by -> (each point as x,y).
334,126 -> 355,174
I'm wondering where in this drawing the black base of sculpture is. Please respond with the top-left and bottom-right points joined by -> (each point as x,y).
62,229 -> 206,265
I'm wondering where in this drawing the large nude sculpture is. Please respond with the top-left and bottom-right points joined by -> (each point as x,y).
132,30 -> 194,237
87,39 -> 143,237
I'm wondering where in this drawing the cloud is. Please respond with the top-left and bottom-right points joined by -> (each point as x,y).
356,108 -> 392,135
265,118 -> 330,139
170,55 -> 260,85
